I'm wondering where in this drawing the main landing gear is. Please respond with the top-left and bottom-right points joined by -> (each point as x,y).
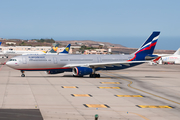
21,70 -> 25,77
89,68 -> 100,78
89,74 -> 100,78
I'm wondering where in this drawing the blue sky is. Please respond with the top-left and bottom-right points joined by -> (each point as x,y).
0,0 -> 180,50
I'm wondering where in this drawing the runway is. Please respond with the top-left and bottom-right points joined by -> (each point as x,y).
0,60 -> 180,120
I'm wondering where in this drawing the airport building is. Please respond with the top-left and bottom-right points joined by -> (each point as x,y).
84,49 -> 108,54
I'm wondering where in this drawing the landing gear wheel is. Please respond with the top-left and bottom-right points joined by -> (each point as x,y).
20,70 -> 25,77
97,74 -> 100,78
92,74 -> 96,78
21,74 -> 25,77
89,74 -> 100,78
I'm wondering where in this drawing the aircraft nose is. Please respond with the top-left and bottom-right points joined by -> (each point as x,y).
6,61 -> 13,67
6,61 -> 10,66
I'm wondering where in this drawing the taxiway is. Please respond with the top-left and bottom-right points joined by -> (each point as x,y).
0,59 -> 180,120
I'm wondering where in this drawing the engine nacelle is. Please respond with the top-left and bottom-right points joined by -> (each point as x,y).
46,70 -> 64,74
145,55 -> 158,60
73,67 -> 93,76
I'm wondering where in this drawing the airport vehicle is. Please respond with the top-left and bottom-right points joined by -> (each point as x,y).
158,48 -> 180,64
6,31 -> 160,77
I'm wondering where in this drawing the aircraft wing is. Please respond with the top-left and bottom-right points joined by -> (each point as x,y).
64,61 -> 148,68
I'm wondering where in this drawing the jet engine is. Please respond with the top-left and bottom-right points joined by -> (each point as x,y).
73,67 -> 93,76
45,70 -> 64,74
145,55 -> 158,60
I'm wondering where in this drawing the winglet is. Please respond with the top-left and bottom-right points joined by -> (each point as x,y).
59,44 -> 71,54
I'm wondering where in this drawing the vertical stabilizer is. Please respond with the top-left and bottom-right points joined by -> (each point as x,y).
59,44 -> 71,54
173,48 -> 180,55
47,43 -> 59,53
128,31 -> 160,61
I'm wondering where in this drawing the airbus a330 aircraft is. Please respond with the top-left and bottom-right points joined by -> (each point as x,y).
6,32 -> 160,78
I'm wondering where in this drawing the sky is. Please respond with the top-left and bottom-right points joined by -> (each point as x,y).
0,0 -> 180,50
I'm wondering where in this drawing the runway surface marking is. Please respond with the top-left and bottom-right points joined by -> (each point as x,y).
136,105 -> 173,108
100,82 -> 120,84
107,74 -> 180,105
0,65 -> 4,71
115,95 -> 144,97
98,87 -> 121,89
128,112 -> 150,120
83,104 -> 110,108
0,58 -> 9,71
61,86 -> 78,88
71,94 -> 92,97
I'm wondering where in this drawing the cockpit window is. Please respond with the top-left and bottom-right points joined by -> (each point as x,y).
9,59 -> 17,61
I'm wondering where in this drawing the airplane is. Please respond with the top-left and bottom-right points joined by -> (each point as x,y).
0,48 -> 45,56
157,48 -> 180,64
46,43 -> 59,53
59,44 -> 71,55
0,42 -> 1,46
6,31 -> 160,78
23,44 -> 71,55
0,42 -> 71,56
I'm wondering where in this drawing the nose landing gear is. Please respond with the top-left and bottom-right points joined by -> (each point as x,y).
21,70 -> 25,77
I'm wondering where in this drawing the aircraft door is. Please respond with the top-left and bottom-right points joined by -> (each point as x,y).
97,57 -> 101,63
53,57 -> 58,64
22,57 -> 27,64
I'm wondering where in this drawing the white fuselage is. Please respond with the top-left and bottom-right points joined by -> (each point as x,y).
0,50 -> 45,55
6,54 -> 134,71
161,55 -> 180,64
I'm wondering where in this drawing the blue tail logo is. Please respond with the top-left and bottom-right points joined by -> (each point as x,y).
128,31 -> 160,61
0,42 -> 2,46
59,44 -> 71,54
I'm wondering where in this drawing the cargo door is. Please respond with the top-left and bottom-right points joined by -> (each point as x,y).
97,57 -> 101,63
22,57 -> 27,64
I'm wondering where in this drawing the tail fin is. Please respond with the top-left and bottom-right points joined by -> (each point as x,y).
173,48 -> 180,55
0,42 -> 2,46
128,31 -> 160,61
47,43 -> 59,53
59,44 -> 71,54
